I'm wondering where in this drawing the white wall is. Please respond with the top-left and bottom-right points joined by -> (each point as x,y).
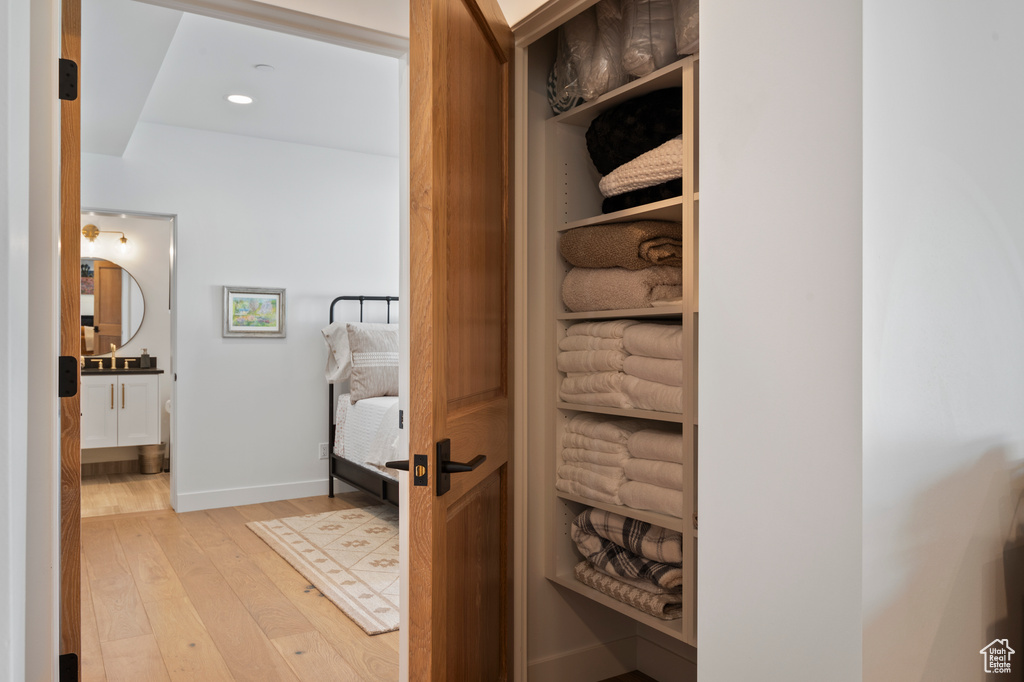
863,2 -> 1024,679
79,213 -> 174,464
83,122 -> 399,511
700,1 -> 863,679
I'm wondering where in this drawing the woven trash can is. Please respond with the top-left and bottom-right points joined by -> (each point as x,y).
139,443 -> 166,474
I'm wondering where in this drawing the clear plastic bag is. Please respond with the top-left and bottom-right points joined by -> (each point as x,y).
580,0 -> 627,101
548,11 -> 596,113
672,0 -> 699,55
621,0 -> 678,78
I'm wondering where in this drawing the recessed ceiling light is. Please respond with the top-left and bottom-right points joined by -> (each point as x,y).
226,94 -> 254,104
254,64 -> 275,72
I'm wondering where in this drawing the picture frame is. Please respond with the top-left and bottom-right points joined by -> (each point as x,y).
223,286 -> 286,338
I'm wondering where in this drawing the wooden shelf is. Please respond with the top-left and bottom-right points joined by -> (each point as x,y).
556,492 -> 686,533
556,197 -> 684,232
551,57 -> 695,128
556,401 -> 686,424
557,305 -> 684,320
548,573 -> 689,643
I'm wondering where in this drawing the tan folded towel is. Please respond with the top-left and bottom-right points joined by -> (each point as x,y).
622,375 -> 684,413
623,355 -> 684,387
560,221 -> 682,270
623,323 -> 684,360
566,413 -> 643,444
556,349 -> 628,373
562,447 -> 631,468
562,266 -> 683,312
557,464 -> 625,496
627,428 -> 684,463
560,371 -> 627,396
558,335 -> 624,352
574,562 -> 682,620
566,319 -> 639,338
620,481 -> 684,518
555,478 -> 622,505
563,432 -> 629,454
624,459 -> 685,489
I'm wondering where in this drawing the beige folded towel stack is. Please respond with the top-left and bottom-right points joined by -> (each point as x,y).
555,414 -> 643,504
562,266 -> 682,313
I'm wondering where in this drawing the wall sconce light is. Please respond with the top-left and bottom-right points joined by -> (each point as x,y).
81,223 -> 131,256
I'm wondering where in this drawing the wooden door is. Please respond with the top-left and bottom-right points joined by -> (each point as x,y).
59,0 -> 82,671
407,0 -> 513,678
92,259 -> 123,353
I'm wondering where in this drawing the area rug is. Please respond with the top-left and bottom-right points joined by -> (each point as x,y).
246,505 -> 400,635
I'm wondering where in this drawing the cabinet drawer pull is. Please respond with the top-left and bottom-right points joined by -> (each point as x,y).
122,384 -> 125,409
110,383 -> 114,409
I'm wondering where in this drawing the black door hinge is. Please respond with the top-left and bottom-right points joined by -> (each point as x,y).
58,59 -> 78,101
59,653 -> 78,681
398,409 -> 404,429
58,356 -> 77,397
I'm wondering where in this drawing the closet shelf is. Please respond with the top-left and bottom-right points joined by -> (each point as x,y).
556,401 -> 686,424
548,573 -> 689,643
557,491 -> 686,533
557,305 -> 684,320
551,56 -> 696,128
557,197 -> 684,233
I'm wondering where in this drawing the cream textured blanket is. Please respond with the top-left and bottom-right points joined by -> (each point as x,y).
574,562 -> 682,620
598,137 -> 684,198
562,266 -> 682,312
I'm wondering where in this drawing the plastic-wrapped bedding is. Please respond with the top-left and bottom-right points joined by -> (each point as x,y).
580,0 -> 628,101
548,20 -> 591,114
585,88 -> 682,175
672,0 -> 699,55
621,0 -> 677,78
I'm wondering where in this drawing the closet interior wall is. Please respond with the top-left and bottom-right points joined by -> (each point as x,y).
515,2 -> 698,680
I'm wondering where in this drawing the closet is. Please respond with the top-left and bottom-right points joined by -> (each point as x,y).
515,1 -> 697,680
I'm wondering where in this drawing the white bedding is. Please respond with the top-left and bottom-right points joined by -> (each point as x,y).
334,393 -> 400,481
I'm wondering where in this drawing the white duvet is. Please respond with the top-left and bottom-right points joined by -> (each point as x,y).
334,393 -> 400,481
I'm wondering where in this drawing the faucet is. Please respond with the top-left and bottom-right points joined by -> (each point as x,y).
110,344 -> 117,365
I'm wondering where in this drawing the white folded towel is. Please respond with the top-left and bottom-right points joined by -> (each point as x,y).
623,355 -> 684,387
563,432 -> 629,454
566,413 -> 643,444
620,481 -> 684,518
566,319 -> 639,339
623,323 -> 684,360
559,389 -> 632,409
622,375 -> 684,413
557,349 -> 628,373
560,371 -> 627,396
627,428 -> 684,463
562,447 -> 632,468
623,459 -> 685,489
555,478 -> 622,505
557,464 -> 625,496
558,335 -> 625,352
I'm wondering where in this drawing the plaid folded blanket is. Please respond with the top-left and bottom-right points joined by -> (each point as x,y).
571,509 -> 682,589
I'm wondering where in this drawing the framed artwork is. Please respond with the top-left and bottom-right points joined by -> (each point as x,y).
223,286 -> 286,338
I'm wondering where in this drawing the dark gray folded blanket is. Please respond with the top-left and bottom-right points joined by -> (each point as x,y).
586,88 -> 683,175
560,221 -> 682,270
603,178 -> 683,214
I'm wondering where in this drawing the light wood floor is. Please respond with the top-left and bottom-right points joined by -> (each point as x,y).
82,472 -> 172,518
81,491 -> 399,682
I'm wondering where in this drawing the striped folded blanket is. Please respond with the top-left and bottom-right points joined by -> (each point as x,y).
574,561 -> 682,620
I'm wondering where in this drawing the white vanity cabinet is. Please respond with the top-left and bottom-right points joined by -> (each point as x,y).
81,373 -> 162,448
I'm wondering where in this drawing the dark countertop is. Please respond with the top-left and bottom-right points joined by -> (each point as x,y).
82,368 -> 164,375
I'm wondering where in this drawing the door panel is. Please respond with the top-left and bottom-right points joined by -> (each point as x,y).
93,259 -> 123,353
80,377 -> 117,449
408,0 -> 513,678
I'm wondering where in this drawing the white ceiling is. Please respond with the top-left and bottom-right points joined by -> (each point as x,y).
82,0 -> 401,158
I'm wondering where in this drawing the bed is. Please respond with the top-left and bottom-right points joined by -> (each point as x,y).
325,295 -> 400,504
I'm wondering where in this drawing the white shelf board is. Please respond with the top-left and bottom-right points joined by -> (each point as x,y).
556,491 -> 686,533
557,305 -> 684,320
556,401 -> 686,424
548,573 -> 689,643
557,197 -> 684,233
551,57 -> 694,128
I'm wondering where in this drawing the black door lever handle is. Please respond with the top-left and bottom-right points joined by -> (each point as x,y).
440,455 -> 486,474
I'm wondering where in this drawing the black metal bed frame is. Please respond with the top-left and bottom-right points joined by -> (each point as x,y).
327,295 -> 400,504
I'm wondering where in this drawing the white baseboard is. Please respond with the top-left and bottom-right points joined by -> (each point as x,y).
174,477 -> 354,512
527,637 -> 636,682
637,631 -> 697,682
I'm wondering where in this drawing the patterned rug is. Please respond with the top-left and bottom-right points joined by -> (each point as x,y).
246,505 -> 400,635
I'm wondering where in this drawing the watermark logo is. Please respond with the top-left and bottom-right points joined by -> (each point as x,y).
981,639 -> 1015,674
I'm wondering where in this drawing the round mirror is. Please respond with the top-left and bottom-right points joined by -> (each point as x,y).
80,258 -> 145,356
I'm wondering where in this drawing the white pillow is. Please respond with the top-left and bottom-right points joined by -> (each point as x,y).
322,321 -> 351,381
347,322 -> 399,402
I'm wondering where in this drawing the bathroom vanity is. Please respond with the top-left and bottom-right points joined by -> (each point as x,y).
80,365 -> 163,449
